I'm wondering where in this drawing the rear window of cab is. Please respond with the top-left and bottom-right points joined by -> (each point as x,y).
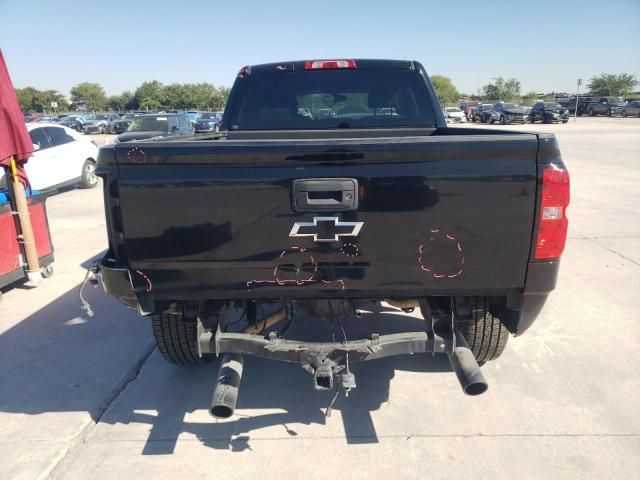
228,69 -> 437,130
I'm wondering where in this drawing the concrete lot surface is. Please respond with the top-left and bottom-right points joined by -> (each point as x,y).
0,117 -> 638,479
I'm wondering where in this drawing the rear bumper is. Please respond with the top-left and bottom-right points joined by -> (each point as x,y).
505,117 -> 526,124
548,114 -> 570,122
101,260 -> 525,300
100,255 -> 560,335
496,260 -> 560,335
99,258 -> 140,310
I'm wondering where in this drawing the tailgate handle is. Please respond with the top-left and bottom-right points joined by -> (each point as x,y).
292,178 -> 358,211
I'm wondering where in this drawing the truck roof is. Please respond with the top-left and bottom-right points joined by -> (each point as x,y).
246,59 -> 416,74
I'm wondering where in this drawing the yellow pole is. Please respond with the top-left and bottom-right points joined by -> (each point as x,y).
10,155 -> 18,181
9,156 -> 42,282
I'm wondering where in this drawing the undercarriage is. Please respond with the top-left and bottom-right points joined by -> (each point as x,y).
191,298 -> 496,418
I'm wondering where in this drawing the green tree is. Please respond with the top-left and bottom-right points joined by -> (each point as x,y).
17,82 -> 234,113
163,83 -> 184,109
108,91 -> 134,111
587,73 -> 638,97
15,87 -> 69,113
189,83 -> 217,109
70,82 -> 107,111
430,75 -> 460,106
160,83 -> 229,110
15,87 -> 39,112
39,90 -> 69,112
212,86 -> 231,110
134,81 -> 165,111
520,91 -> 539,106
481,77 -> 521,102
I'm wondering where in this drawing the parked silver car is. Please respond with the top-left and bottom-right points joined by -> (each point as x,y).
489,102 -> 526,125
83,113 -> 121,134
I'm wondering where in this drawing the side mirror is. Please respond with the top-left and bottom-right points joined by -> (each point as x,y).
32,143 -> 40,151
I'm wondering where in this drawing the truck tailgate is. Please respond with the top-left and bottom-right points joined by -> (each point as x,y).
112,134 -> 539,299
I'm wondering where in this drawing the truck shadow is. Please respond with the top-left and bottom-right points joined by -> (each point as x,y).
0,265 -> 452,455
134,351 -> 451,455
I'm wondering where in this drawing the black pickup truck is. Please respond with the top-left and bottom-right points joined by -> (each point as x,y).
560,95 -> 593,116
96,59 -> 570,418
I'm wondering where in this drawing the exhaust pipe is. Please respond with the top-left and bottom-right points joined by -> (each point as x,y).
209,354 -> 244,419
210,306 -> 286,418
447,329 -> 488,396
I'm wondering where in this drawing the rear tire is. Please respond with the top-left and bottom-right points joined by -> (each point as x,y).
588,107 -> 594,116
152,311 -> 214,365
455,297 -> 509,362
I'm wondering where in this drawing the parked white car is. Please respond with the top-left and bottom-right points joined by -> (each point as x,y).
0,124 -> 99,191
443,107 -> 467,123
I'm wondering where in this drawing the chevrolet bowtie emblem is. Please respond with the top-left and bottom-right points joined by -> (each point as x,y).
289,217 -> 364,243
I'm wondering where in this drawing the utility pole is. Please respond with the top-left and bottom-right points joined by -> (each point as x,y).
574,79 -> 582,122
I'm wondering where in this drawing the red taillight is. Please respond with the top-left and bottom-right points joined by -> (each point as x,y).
304,59 -> 357,70
535,167 -> 570,260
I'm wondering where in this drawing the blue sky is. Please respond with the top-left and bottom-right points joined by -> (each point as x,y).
1,0 -> 639,97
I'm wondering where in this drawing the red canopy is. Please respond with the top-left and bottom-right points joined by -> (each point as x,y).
0,49 -> 32,186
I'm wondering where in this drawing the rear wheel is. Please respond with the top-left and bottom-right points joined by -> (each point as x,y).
80,159 -> 98,188
606,108 -> 612,117
588,107 -> 594,116
455,297 -> 509,362
152,311 -> 214,365
622,110 -> 627,117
